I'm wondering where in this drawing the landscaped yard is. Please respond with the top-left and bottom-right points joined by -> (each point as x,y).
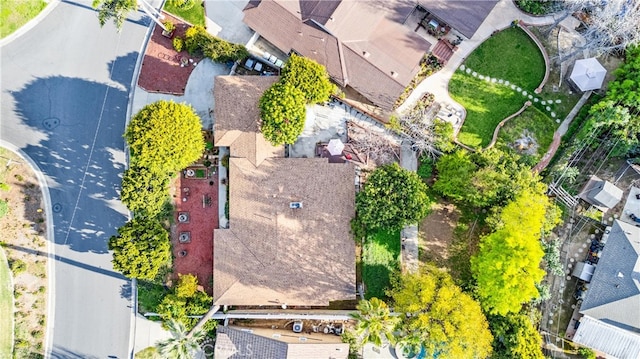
0,249 -> 12,358
0,0 -> 47,38
450,26 -> 547,148
496,106 -> 557,162
362,229 -> 400,300
163,0 -> 205,26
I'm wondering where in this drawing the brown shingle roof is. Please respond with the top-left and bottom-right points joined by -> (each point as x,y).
213,76 -> 356,306
214,157 -> 356,306
418,0 -> 499,39
243,0 -> 431,110
214,76 -> 285,167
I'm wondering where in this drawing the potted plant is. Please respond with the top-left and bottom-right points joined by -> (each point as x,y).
162,21 -> 176,38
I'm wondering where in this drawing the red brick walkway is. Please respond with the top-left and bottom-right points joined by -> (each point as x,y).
172,169 -> 218,295
137,12 -> 200,95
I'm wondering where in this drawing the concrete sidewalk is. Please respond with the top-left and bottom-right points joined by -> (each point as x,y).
399,140 -> 419,273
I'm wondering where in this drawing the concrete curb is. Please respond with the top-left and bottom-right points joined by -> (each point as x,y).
126,2 -> 166,358
0,0 -> 60,48
0,140 -> 56,359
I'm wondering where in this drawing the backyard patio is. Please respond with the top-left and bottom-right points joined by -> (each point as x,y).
172,168 -> 218,295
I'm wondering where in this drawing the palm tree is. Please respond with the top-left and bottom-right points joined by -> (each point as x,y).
350,298 -> 400,347
93,0 -> 167,31
156,319 -> 205,359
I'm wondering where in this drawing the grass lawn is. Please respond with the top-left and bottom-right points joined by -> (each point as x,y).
163,0 -> 205,27
450,71 -> 528,148
463,26 -> 545,90
497,106 -> 557,162
0,248 -> 13,357
451,26 -> 548,148
0,0 -> 47,39
362,229 -> 400,300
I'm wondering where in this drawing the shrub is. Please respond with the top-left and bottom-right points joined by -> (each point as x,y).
174,274 -> 199,298
163,20 -> 175,32
10,259 -> 27,275
417,156 -> 434,179
0,182 -> 9,191
168,0 -> 195,10
172,37 -> 184,52
184,25 -> 248,62
577,347 -> 596,359
0,199 -> 8,218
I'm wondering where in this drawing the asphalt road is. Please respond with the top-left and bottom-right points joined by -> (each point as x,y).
1,1 -> 151,357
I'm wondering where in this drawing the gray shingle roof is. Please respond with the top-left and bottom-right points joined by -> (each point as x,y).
417,0 -> 499,39
580,220 -> 640,333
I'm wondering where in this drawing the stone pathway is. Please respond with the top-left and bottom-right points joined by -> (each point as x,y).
399,140 -> 419,273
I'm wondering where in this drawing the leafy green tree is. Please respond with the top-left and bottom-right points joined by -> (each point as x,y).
126,101 -> 205,175
281,53 -> 334,104
120,166 -> 169,218
433,150 -> 476,203
356,163 -> 431,231
472,192 -> 549,315
433,119 -> 455,153
174,274 -> 198,299
156,319 -> 205,359
577,347 -> 597,359
608,46 -> 640,109
434,149 -> 541,208
489,313 -> 544,359
350,298 -> 400,347
259,81 -> 307,145
108,218 -> 170,280
0,199 -> 8,218
389,266 -> 493,359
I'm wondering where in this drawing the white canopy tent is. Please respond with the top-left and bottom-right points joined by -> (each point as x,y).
570,58 -> 607,92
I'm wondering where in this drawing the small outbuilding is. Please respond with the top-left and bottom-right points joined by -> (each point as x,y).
579,175 -> 623,211
569,58 -> 607,92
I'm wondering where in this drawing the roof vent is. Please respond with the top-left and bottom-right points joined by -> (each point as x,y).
617,272 -> 624,278
290,202 -> 303,209
391,71 -> 398,78
362,51 -> 370,58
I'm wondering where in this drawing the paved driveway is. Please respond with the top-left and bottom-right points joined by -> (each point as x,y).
1,1 -> 150,357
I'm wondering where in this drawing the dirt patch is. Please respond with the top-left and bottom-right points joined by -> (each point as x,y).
0,148 -> 48,357
511,129 -> 540,156
418,202 -> 460,267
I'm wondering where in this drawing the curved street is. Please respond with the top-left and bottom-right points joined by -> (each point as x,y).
1,1 -> 151,357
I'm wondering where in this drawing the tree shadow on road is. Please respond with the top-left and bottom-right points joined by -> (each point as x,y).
9,66 -> 136,254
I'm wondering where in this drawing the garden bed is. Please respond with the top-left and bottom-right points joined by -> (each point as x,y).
496,106 -> 557,162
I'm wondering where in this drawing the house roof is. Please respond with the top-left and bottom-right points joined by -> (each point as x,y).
212,76 -> 356,306
214,76 -> 285,166
243,0 -> 431,110
417,0 -> 499,39
214,157 -> 356,306
573,315 -> 640,359
215,327 -> 350,359
580,175 -> 624,210
580,220 -> 640,334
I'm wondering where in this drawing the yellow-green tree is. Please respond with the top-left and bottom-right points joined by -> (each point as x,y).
281,53 -> 334,104
126,101 -> 204,175
259,81 -> 307,145
472,191 -> 550,315
120,166 -> 169,218
389,266 -> 493,359
108,218 -> 170,280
